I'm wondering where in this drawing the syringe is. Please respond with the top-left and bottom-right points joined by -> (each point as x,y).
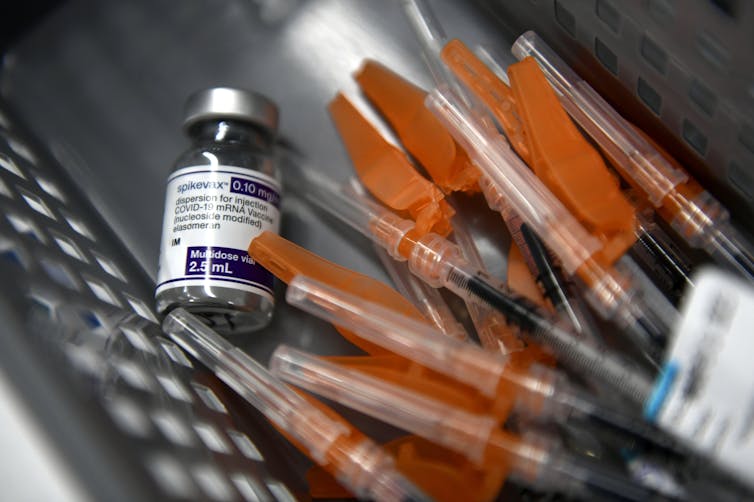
161,308 -> 432,502
468,44 -> 696,307
399,0 -> 471,109
441,40 -> 684,357
398,1 -> 670,361
348,178 -> 469,342
270,345 -> 665,501
353,56 -> 602,345
512,31 -> 754,281
286,275 -> 659,437
292,168 -> 653,392
426,87 -> 671,364
400,0 -> 606,347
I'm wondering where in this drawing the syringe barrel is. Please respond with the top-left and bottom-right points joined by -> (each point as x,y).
523,314 -> 654,406
400,208 -> 655,403
575,256 -> 672,364
406,232 -> 543,335
406,232 -> 464,287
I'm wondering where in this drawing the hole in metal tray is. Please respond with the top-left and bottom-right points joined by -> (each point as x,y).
41,258 -> 80,290
36,176 -> 67,203
647,0 -> 674,23
84,276 -> 122,307
52,232 -> 87,262
61,211 -> 95,240
0,236 -> 29,269
125,293 -> 159,323
19,188 -> 57,220
121,326 -> 157,355
157,374 -> 194,403
596,0 -> 621,33
696,30 -> 730,71
0,177 -> 12,198
191,464 -> 234,501
6,136 -> 37,164
688,78 -> 717,116
115,358 -> 155,392
640,35 -> 668,75
146,454 -> 196,499
637,77 -> 663,115
554,0 -> 576,37
266,481 -> 296,502
595,37 -> 619,75
93,251 -> 126,281
193,422 -> 231,454
729,160 -> 753,200
159,339 -> 194,368
682,119 -> 709,156
0,152 -> 26,179
7,213 -> 46,243
152,410 -> 195,447
106,397 -> 153,438
227,429 -> 265,461
64,345 -> 104,377
231,473 -> 268,502
192,383 -> 229,414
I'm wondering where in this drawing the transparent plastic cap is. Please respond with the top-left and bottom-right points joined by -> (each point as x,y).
426,86 -> 601,273
400,0 -> 496,128
296,169 -> 415,260
511,31 -> 688,206
400,0 -> 469,104
270,344 -> 497,464
286,275 -> 505,397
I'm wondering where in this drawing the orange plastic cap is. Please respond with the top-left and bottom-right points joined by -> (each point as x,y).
508,57 -> 636,234
354,60 -> 480,193
329,92 -> 455,236
248,231 -> 428,354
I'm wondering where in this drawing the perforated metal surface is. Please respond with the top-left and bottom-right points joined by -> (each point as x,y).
0,102 -> 303,501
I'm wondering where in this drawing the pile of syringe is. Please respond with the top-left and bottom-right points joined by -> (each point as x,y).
159,1 -> 754,500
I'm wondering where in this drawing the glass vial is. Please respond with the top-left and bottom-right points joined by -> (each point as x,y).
156,87 -> 281,334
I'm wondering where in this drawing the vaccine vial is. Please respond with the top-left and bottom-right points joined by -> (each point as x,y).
156,87 -> 281,334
